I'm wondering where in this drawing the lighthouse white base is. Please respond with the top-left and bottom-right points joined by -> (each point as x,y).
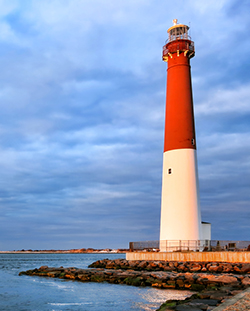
160,148 -> 202,251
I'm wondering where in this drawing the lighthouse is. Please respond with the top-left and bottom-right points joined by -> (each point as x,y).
160,20 -> 203,251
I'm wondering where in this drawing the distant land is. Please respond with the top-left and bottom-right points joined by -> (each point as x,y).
0,248 -> 129,254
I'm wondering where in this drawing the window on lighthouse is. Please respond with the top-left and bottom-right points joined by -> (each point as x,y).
168,168 -> 172,174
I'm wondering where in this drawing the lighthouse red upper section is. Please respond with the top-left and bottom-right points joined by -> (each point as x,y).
162,20 -> 196,152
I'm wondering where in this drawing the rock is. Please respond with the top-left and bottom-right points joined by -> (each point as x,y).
209,292 -> 228,300
65,274 -> 76,279
169,262 -> 175,268
187,302 -> 210,310
152,283 -> 162,288
240,263 -> 250,274
77,274 -> 89,281
242,277 -> 250,285
230,290 -> 243,295
137,261 -> 148,269
158,262 -> 167,270
233,265 -> 242,273
176,279 -> 185,288
178,264 -> 188,272
222,263 -> 233,273
164,281 -> 176,288
146,261 -> 159,270
87,260 -> 250,276
198,292 -> 211,299
114,259 -> 122,265
208,265 -> 223,273
206,274 -> 238,285
219,285 -> 235,292
191,299 -> 219,306
150,272 -> 167,280
237,275 -> 244,281
106,260 -> 116,269
163,265 -> 173,271
47,271 -> 60,277
176,306 -> 201,311
190,264 -> 201,272
191,284 -> 206,291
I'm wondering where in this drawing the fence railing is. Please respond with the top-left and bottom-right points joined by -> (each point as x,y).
129,240 -> 250,252
129,241 -> 159,251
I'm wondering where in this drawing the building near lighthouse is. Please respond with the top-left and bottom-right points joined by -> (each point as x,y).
160,20 -> 211,251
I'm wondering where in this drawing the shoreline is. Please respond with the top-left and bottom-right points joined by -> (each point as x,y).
19,258 -> 250,310
0,249 -> 128,254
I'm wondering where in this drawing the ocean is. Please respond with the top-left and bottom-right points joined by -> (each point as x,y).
0,253 -> 193,310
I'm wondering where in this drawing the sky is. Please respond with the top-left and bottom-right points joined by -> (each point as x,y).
0,0 -> 250,250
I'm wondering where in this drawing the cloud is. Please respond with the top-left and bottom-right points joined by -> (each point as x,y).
196,84 -> 250,115
0,0 -> 249,250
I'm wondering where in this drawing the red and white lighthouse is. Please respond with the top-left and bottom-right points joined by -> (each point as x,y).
160,20 -> 202,251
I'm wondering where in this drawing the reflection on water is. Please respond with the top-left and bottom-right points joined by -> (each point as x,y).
133,288 -> 192,311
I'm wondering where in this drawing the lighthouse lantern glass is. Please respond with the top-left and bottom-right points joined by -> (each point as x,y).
168,25 -> 189,42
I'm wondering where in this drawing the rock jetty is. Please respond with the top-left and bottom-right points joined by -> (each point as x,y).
19,259 -> 250,310
89,258 -> 250,274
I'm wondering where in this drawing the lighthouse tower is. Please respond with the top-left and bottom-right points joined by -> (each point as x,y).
160,20 -> 202,251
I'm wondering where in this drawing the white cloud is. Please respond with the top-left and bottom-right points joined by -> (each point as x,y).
196,84 -> 250,115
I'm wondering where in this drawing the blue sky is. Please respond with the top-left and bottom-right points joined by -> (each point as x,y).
0,0 -> 250,250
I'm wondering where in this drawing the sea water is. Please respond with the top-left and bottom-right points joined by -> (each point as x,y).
0,253 -> 193,310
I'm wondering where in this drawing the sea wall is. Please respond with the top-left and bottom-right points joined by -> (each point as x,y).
126,251 -> 250,263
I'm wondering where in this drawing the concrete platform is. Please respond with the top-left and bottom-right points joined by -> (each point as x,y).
126,251 -> 250,263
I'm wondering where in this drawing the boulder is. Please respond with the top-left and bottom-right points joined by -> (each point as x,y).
183,272 -> 195,283
206,275 -> 238,285
190,264 -> 201,272
147,261 -> 159,270
208,265 -> 223,273
242,277 -> 250,286
240,264 -> 250,274
222,263 -> 233,273
176,305 -> 201,311
128,261 -> 140,269
137,261 -> 148,269
190,299 -> 219,306
233,265 -> 242,273
178,264 -> 188,272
